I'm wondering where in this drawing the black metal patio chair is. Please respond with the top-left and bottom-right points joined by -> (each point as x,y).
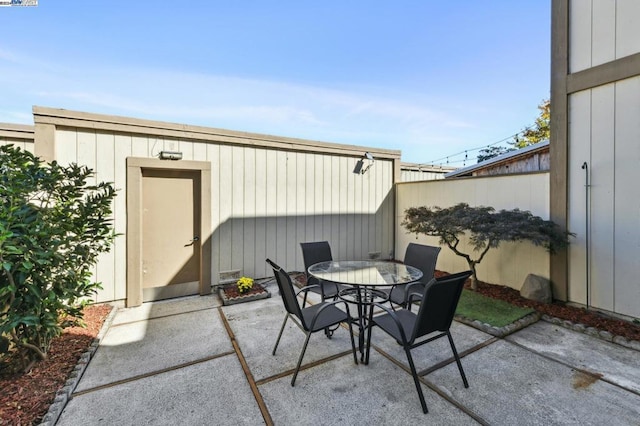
300,241 -> 347,305
366,270 -> 473,414
384,243 -> 441,309
266,258 -> 358,386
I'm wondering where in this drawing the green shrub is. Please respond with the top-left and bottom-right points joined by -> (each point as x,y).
0,145 -> 116,370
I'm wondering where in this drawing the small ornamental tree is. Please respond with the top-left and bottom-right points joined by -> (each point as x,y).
0,145 -> 116,371
402,203 -> 572,290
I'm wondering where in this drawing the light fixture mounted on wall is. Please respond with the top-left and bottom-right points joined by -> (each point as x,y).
159,150 -> 183,160
353,152 -> 374,174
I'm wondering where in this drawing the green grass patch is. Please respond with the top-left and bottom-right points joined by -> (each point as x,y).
456,290 -> 535,328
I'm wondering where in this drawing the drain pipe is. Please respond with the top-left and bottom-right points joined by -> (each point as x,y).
581,161 -> 590,310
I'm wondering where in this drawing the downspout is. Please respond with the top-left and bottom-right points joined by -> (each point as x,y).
581,161 -> 590,310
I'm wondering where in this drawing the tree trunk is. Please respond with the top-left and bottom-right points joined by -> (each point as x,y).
468,261 -> 478,291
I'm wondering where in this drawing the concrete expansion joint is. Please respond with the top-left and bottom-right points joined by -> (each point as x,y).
218,306 -> 273,425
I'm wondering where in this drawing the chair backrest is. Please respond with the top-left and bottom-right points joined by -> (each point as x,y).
404,243 -> 441,283
266,259 -> 304,323
411,271 -> 472,342
300,241 -> 333,285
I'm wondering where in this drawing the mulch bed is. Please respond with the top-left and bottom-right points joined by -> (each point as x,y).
0,304 -> 113,426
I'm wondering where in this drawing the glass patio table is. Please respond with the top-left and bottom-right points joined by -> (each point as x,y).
307,260 -> 423,364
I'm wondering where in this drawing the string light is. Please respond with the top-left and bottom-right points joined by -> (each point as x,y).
417,126 -> 534,168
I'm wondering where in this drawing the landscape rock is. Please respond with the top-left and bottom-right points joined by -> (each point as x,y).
520,274 -> 553,304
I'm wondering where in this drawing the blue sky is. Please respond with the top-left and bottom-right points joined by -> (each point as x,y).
0,1 -> 550,166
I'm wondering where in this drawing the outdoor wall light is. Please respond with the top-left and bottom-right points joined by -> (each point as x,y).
353,152 -> 375,174
159,150 -> 183,160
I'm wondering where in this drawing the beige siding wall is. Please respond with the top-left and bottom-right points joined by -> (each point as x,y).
400,169 -> 448,182
400,163 -> 452,182
34,108 -> 398,304
396,173 -> 550,292
570,0 -> 640,73
0,123 -> 35,153
568,76 -> 640,318
565,0 -> 640,319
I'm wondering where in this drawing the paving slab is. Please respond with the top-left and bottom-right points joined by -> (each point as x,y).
57,355 -> 264,426
111,294 -> 222,325
258,350 -> 479,425
51,292 -> 640,426
76,308 -> 232,392
426,339 -> 640,425
222,297 -> 358,382
506,320 -> 640,393
370,321 -> 494,372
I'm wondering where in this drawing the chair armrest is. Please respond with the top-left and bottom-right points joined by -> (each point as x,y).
307,299 -> 352,330
296,284 -> 321,296
372,302 -> 410,344
402,281 -> 424,304
406,291 -> 423,306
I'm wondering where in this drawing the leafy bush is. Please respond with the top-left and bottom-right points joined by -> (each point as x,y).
0,145 -> 116,370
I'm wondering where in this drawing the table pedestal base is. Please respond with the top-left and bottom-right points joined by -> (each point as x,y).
338,287 -> 388,364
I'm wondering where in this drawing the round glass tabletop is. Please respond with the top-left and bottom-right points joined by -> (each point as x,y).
307,260 -> 423,287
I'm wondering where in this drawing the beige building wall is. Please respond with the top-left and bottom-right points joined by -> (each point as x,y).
396,173 -> 550,292
32,106 -> 400,304
0,123 -> 35,153
561,0 -> 640,318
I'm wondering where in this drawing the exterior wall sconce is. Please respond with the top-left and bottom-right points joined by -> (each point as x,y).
159,151 -> 183,160
353,152 -> 374,174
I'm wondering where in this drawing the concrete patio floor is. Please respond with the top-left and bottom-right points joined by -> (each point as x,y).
53,280 -> 640,425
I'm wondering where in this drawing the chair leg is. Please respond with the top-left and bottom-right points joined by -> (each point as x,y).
291,332 -> 312,386
447,331 -> 469,388
404,344 -> 428,414
272,314 -> 289,356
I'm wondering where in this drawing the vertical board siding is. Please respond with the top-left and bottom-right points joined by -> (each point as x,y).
567,91 -> 591,305
207,143 -> 221,283
592,0 -> 616,66
589,85 -> 615,311
569,0 -> 593,73
0,138 -> 35,153
48,125 -> 395,304
616,0 -> 640,59
94,132 -> 116,302
113,134 -> 132,300
399,169 -> 447,182
396,174 -> 550,292
569,0 -> 640,73
568,76 -> 640,318
613,76 -> 640,316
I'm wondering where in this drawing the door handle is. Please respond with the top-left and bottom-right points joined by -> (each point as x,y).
184,236 -> 200,247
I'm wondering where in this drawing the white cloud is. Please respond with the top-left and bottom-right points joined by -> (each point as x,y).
0,49 -> 492,161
